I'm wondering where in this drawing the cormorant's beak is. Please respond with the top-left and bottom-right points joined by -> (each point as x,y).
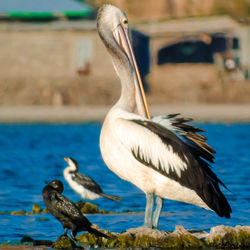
64,157 -> 69,163
113,24 -> 151,119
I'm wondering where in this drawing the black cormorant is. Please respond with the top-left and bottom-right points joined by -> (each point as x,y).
42,180 -> 107,240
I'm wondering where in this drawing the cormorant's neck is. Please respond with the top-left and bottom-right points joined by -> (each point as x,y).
111,55 -> 136,113
42,185 -> 54,196
64,165 -> 77,173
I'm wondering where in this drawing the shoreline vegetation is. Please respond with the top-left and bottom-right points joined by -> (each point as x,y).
4,225 -> 248,249
0,104 -> 250,123
1,202 -> 250,249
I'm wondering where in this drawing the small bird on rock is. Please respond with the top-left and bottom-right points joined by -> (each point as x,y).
63,157 -> 121,201
42,180 -> 107,240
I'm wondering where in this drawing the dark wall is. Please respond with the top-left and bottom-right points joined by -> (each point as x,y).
132,29 -> 150,92
158,40 -> 213,64
157,33 -> 239,65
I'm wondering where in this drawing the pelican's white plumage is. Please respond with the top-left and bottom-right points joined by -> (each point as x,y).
100,108 -> 207,208
107,111 -> 188,178
97,4 -> 231,228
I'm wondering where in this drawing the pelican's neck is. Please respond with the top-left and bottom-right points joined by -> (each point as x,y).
112,55 -> 136,113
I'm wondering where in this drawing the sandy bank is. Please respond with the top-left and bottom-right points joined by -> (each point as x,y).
0,104 -> 249,123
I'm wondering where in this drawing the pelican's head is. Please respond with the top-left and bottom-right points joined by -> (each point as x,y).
64,157 -> 79,172
97,5 -> 128,60
97,5 -> 151,119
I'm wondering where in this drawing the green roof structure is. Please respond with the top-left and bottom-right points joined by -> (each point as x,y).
0,0 -> 92,19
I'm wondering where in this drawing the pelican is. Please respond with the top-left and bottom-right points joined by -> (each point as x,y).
97,4 -> 232,228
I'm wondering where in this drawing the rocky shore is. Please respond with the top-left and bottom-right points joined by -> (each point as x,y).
1,225 -> 249,249
1,203 -> 250,249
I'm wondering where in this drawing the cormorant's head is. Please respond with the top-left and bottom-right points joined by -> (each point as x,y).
47,180 -> 64,193
64,157 -> 79,172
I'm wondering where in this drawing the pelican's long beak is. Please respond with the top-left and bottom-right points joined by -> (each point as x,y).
113,24 -> 151,119
64,157 -> 69,163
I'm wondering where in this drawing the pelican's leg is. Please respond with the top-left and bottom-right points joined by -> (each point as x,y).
143,193 -> 154,228
152,196 -> 163,229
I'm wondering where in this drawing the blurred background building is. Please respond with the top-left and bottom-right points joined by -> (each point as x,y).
0,0 -> 249,106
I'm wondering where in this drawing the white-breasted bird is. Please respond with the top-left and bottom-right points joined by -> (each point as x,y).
97,4 -> 231,229
63,157 -> 121,201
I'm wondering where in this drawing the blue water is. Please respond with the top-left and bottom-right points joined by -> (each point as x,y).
0,123 -> 249,243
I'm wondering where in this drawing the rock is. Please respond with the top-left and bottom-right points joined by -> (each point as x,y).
10,210 -> 26,215
81,202 -> 99,214
207,225 -> 235,240
235,225 -> 250,233
75,200 -> 85,210
8,204 -> 47,216
206,225 -> 250,248
77,226 -> 205,248
75,200 -> 108,214
126,227 -> 169,239
32,204 -> 42,214
33,239 -> 53,246
43,208 -> 49,213
99,209 -> 107,214
77,232 -> 111,248
173,225 -> 189,235
3,224 -> 250,249
76,225 -> 250,249
20,236 -> 52,247
52,235 -> 77,249
21,236 -> 34,243
6,201 -> 109,216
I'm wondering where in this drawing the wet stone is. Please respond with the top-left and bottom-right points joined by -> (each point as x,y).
206,225 -> 250,249
2,223 -> 250,248
52,235 -> 78,249
21,236 -> 34,243
75,200 -> 102,214
10,210 -> 26,215
75,225 -> 250,249
32,204 -> 42,214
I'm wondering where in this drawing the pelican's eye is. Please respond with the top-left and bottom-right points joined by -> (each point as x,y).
122,18 -> 128,26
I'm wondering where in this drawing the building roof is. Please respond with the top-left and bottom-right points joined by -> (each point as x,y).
134,16 -> 241,37
0,0 -> 92,19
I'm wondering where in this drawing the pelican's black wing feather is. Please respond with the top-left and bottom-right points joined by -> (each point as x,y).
152,114 -> 215,164
131,119 -> 232,218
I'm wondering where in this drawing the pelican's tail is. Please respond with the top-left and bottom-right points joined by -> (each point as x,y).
101,193 -> 121,201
